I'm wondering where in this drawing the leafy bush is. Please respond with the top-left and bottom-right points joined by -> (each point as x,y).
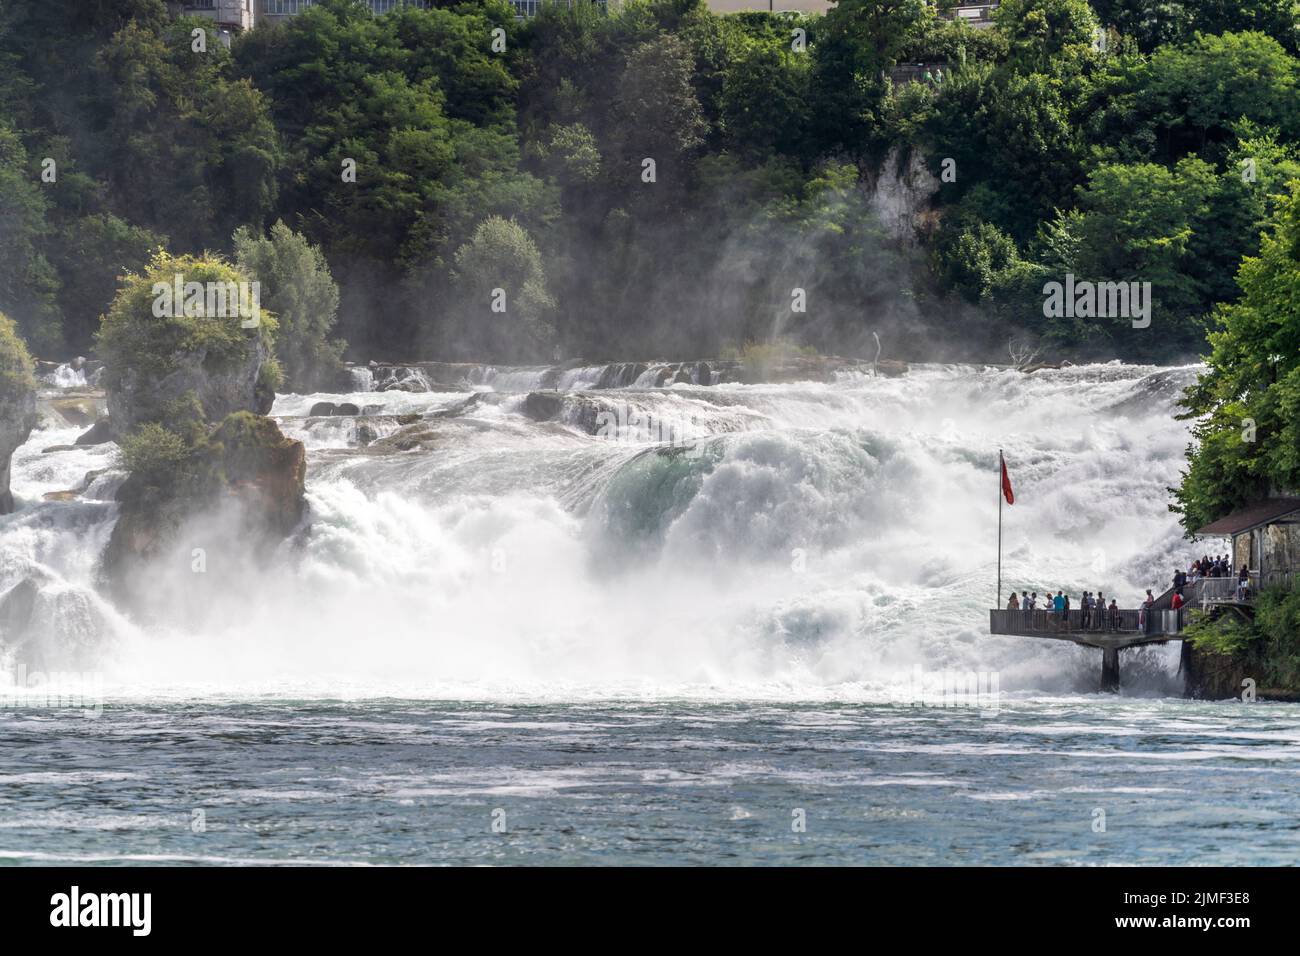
116,423 -> 196,498
1182,609 -> 1257,657
0,311 -> 37,397
1253,586 -> 1300,689
1184,586 -> 1300,691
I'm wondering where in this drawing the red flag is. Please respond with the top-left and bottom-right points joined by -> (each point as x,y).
1000,452 -> 1015,505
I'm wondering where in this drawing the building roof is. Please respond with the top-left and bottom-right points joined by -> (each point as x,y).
1195,498 -> 1300,537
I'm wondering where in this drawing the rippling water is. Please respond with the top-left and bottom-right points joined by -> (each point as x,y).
2,697 -> 1297,865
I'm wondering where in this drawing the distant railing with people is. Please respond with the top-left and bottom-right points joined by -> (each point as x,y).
990,606 -> 1186,637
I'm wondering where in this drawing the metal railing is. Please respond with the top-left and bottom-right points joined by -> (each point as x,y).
991,606 -> 1188,636
1193,577 -> 1238,603
994,607 -> 1135,632
1177,571 -> 1299,605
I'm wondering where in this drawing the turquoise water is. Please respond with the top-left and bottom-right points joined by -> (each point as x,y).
3,696 -> 1296,866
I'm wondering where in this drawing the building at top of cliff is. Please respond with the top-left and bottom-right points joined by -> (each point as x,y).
167,1 -> 255,32
169,0 -> 610,26
706,1 -> 998,22
169,0 -> 998,25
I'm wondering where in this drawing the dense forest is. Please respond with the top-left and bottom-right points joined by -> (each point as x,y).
2,0 -> 1300,376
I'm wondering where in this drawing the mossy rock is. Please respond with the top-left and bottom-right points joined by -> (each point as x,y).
207,412 -> 306,538
102,412 -> 306,607
97,252 -> 280,436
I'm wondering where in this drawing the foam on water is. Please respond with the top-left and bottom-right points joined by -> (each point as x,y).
1,362 -> 1204,699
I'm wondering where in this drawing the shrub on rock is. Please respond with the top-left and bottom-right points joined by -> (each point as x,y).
0,311 -> 38,514
97,250 -> 281,436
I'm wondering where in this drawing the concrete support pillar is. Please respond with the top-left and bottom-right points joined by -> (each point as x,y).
1101,646 -> 1120,693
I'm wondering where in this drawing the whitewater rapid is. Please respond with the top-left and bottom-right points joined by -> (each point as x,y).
1,362 -> 1202,700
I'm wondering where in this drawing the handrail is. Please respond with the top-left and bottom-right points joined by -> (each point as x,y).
991,606 -> 1187,636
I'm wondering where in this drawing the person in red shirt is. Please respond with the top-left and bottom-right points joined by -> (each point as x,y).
1171,591 -> 1184,610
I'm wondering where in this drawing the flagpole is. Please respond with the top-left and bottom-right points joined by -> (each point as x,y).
997,449 -> 1003,610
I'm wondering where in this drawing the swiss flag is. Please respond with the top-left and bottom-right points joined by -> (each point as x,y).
1000,452 -> 1014,505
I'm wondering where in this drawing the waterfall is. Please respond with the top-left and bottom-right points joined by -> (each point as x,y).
1,361 -> 1199,698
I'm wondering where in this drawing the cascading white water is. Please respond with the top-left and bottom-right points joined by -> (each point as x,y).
0,362 -> 1202,700
44,363 -> 87,388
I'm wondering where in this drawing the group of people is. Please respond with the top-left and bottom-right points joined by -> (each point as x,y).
1180,554 -> 1237,582
1173,555 -> 1252,601
1003,554 -> 1258,631
1005,590 -> 1122,630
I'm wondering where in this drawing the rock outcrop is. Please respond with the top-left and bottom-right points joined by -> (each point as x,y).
207,412 -> 307,539
103,412 -> 306,607
75,417 -> 114,446
0,570 -> 111,671
308,401 -> 361,417
0,314 -> 38,515
106,335 -> 275,438
95,253 -> 301,607
866,146 -> 941,248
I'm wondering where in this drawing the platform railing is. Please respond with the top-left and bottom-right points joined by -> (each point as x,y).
991,607 -> 1152,635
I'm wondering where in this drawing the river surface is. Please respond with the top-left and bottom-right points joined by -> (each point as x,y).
2,361 -> 1296,865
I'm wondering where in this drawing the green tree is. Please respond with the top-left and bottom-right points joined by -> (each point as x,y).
809,0 -> 931,156
235,222 -> 346,393
234,0 -> 549,354
530,122 -> 603,188
720,36 -> 811,161
995,0 -> 1099,74
1091,1 -> 1300,53
614,33 -> 708,190
926,65 -> 1083,241
0,125 -> 61,353
91,18 -> 281,251
49,214 -> 163,354
0,309 -> 38,514
447,216 -> 556,362
1175,186 -> 1300,530
1141,32 -> 1300,160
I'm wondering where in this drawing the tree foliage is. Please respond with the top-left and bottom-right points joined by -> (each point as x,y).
1175,187 -> 1300,530
1,0 -> 1299,370
235,222 -> 345,392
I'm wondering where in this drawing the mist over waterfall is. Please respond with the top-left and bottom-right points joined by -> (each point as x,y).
2,362 -> 1200,700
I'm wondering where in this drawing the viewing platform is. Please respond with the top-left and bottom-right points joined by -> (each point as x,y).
990,575 -> 1292,691
990,607 -> 1187,692
988,495 -> 1300,692
989,575 -> 1273,690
